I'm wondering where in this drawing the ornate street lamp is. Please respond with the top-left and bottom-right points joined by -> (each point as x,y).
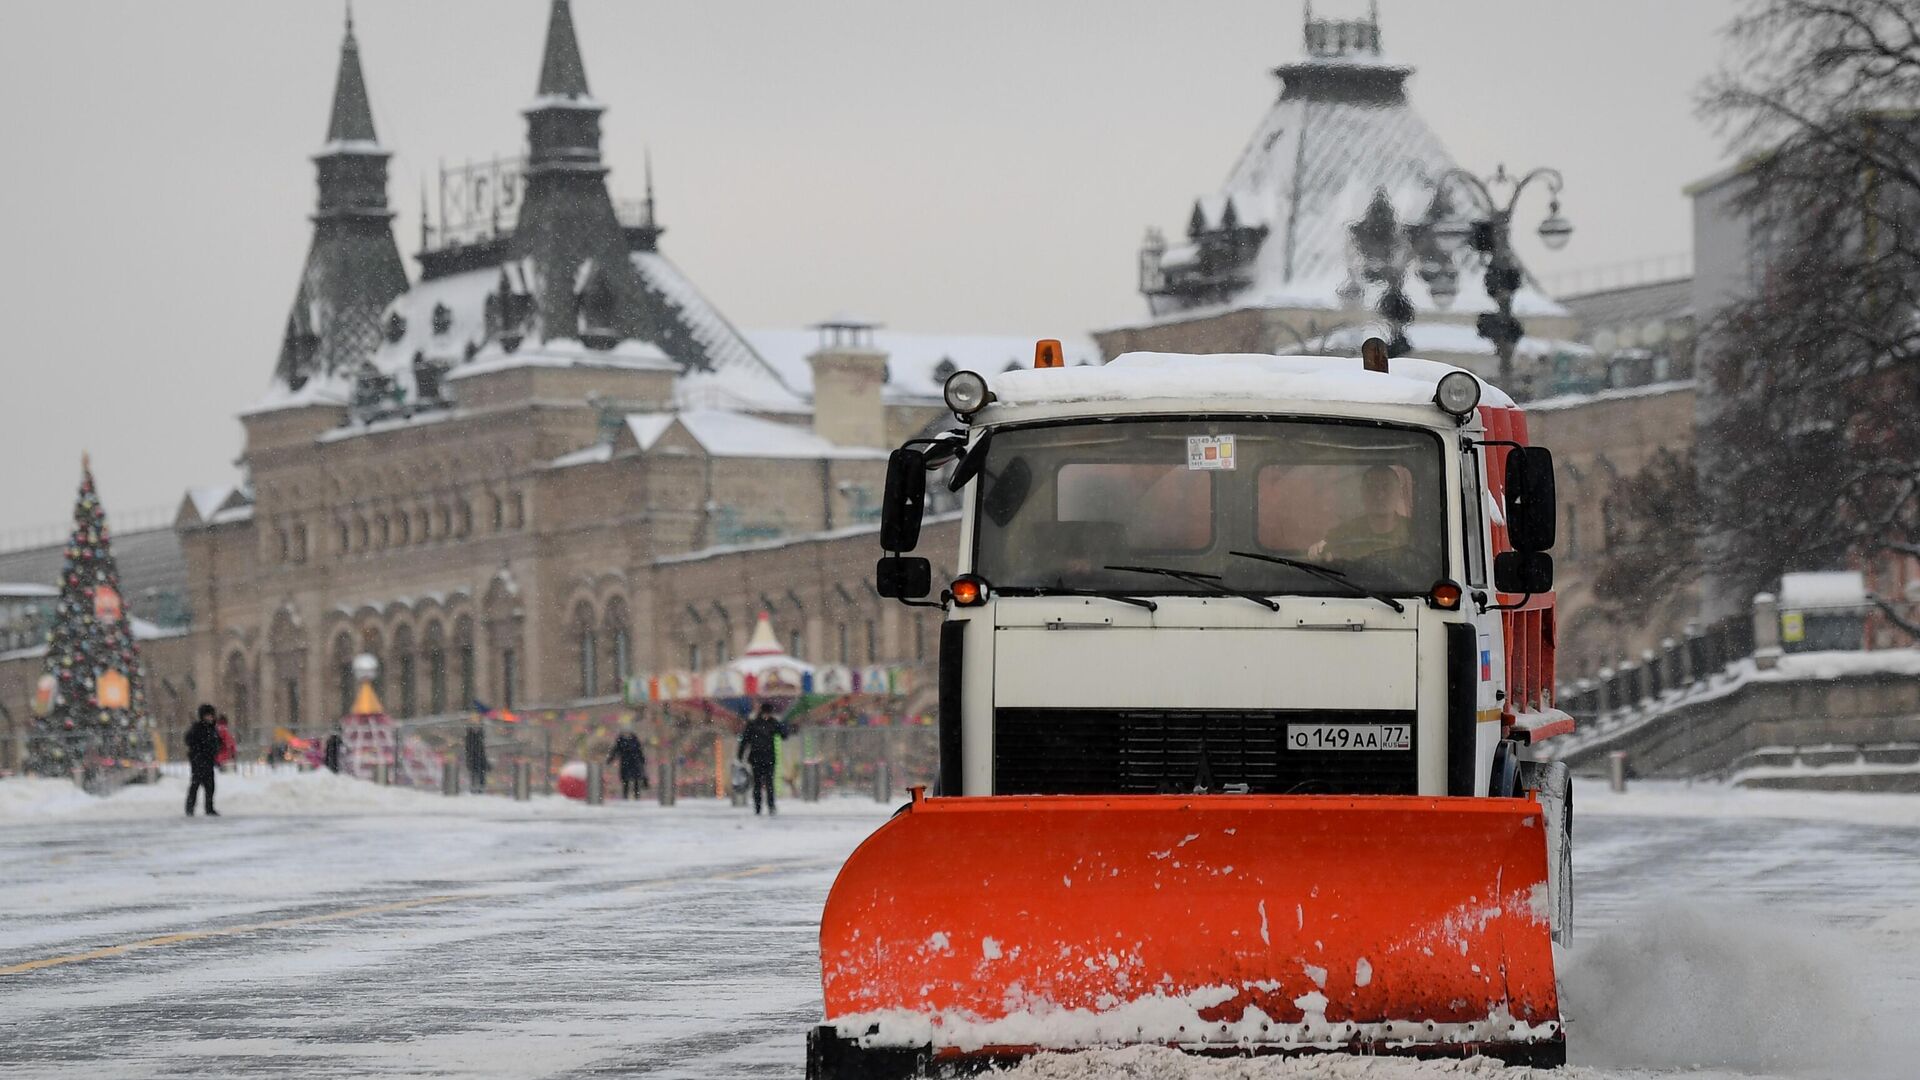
1342,188 -> 1431,358
1420,164 -> 1572,391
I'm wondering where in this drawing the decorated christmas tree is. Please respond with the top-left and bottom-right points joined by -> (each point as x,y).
24,456 -> 149,775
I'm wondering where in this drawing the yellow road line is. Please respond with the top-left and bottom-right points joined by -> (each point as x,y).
0,893 -> 473,977
624,858 -> 840,892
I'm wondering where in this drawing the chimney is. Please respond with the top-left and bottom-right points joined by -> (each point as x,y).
807,314 -> 889,448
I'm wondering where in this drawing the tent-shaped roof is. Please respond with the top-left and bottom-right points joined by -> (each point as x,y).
1136,7 -> 1564,325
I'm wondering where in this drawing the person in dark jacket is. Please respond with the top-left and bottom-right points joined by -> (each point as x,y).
185,704 -> 221,817
464,724 -> 489,793
606,728 -> 648,799
323,729 -> 344,774
737,704 -> 789,815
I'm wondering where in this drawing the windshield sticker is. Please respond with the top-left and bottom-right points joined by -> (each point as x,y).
1187,435 -> 1236,471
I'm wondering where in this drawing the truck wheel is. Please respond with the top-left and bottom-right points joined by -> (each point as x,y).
1490,739 -> 1523,798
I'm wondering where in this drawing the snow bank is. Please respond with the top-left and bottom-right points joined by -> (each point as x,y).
0,770 -> 895,823
1576,778 -> 1920,830
1563,900 -> 1916,1077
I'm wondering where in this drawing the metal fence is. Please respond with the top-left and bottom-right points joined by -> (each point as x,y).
1556,610 -> 1754,720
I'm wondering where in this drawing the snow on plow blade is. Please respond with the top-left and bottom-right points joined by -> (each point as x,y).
810,793 -> 1561,1078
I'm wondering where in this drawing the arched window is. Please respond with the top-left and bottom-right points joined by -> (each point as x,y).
458,500 -> 474,537
294,524 -> 309,563
866,619 -> 878,662
790,629 -> 804,659
275,529 -> 289,563
223,652 -> 251,747
604,599 -> 631,694
511,492 -> 526,529
333,633 -> 356,716
392,625 -> 416,718
423,622 -> 447,715
838,623 -> 850,664
491,495 -> 505,533
574,602 -> 598,698
454,617 -> 476,708
396,514 -> 410,545
377,515 -> 390,549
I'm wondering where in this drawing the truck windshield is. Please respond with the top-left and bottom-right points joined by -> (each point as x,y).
971,418 -> 1446,597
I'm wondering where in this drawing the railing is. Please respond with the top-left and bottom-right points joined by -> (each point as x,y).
1555,609 -> 1754,723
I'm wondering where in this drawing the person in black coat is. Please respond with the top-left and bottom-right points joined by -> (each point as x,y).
606,729 -> 649,799
464,724 -> 489,793
323,729 -> 344,774
737,704 -> 789,815
185,704 -> 221,817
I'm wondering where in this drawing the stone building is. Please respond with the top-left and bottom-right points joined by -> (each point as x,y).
167,3 -> 994,753
1094,6 -> 1584,394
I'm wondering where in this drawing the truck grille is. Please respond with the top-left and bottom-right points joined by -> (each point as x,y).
993,708 -> 1418,796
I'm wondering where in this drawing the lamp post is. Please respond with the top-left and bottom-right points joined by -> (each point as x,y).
1421,165 -> 1572,391
1340,189 -> 1427,357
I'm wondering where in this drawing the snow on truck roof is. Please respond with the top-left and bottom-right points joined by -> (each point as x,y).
984,352 -> 1515,413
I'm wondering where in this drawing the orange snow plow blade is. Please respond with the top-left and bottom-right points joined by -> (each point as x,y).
810,792 -> 1561,1077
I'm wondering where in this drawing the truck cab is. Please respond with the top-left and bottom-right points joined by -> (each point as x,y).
877,346 -> 1571,803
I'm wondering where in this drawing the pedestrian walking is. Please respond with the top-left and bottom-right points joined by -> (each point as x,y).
323,728 -> 344,774
185,704 -> 221,817
737,703 -> 789,816
464,723 -> 489,793
607,727 -> 648,799
215,713 -> 237,771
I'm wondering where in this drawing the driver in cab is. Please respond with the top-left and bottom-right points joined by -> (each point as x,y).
1308,465 -> 1410,565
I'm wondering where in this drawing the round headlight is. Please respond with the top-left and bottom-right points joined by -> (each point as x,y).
1434,370 -> 1482,417
944,370 -> 993,415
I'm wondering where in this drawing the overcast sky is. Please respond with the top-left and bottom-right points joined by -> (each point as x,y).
0,0 -> 1740,541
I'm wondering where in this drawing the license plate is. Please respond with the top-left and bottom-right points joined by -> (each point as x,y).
1286,723 -> 1410,751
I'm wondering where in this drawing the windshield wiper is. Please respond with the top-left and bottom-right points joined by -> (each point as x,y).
996,585 -> 1158,611
1226,551 -> 1405,613
1104,565 -> 1280,611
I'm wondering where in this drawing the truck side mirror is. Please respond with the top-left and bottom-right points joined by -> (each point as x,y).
1494,550 -> 1554,594
875,556 -> 932,600
1504,446 -> 1556,552
880,448 -> 927,552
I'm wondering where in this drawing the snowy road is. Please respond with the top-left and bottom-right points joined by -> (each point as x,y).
1,773 -> 1917,1079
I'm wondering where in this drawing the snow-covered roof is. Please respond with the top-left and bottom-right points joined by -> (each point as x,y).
630,252 -> 778,382
187,485 -> 242,521
985,352 -> 1513,413
0,583 -> 58,600
1130,34 -> 1566,327
741,329 -> 1105,406
1524,379 -> 1695,414
547,443 -> 614,470
249,246 -> 780,420
630,409 -> 890,460
1780,571 -> 1870,612
445,337 -> 674,382
1311,322 -> 1591,360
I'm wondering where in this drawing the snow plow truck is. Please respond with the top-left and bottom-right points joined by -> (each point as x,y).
808,341 -> 1575,1077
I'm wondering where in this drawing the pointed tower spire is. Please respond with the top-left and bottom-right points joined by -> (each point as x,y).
524,0 -> 606,175
536,0 -> 593,100
326,5 -> 378,145
271,10 -> 408,395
